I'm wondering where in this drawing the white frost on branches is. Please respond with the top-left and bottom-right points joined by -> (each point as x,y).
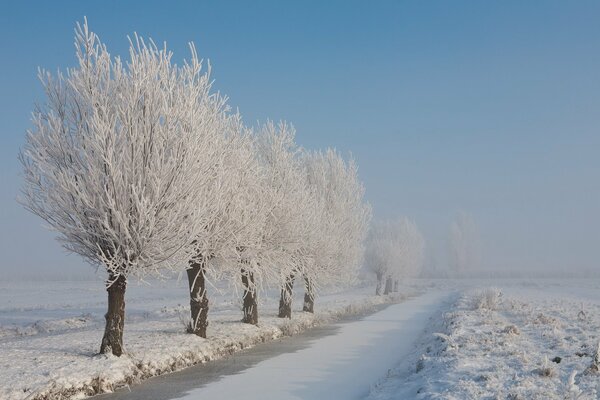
250,121 -> 318,287
189,116 -> 269,282
19,19 -> 226,281
20,18 -> 375,330
302,149 -> 372,293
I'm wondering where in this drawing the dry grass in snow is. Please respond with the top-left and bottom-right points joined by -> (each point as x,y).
369,282 -> 600,400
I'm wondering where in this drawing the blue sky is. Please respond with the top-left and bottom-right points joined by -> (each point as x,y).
1,1 -> 599,278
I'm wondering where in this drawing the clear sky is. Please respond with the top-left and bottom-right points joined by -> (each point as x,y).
1,0 -> 599,279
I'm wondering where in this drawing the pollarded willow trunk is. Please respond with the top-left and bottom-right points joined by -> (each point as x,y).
303,276 -> 314,313
278,274 -> 295,319
187,257 -> 209,338
384,276 -> 393,295
100,273 -> 127,356
375,272 -> 384,296
241,269 -> 258,325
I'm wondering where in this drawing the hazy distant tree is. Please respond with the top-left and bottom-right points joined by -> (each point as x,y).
365,221 -> 394,295
390,218 -> 424,292
421,250 -> 444,279
449,211 -> 479,277
366,218 -> 424,295
20,21 -> 218,355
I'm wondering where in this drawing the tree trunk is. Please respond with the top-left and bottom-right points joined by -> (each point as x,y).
375,272 -> 384,295
241,269 -> 258,325
187,258 -> 209,338
303,276 -> 314,313
384,276 -> 393,295
100,274 -> 127,356
278,274 -> 295,318
393,280 -> 399,292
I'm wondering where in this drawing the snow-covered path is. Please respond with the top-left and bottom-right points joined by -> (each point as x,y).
102,290 -> 451,400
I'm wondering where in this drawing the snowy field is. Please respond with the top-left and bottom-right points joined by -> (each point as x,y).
3,279 -> 600,400
368,279 -> 600,400
0,278 -> 418,400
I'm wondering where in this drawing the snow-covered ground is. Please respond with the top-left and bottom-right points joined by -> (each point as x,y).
0,278 -> 420,400
4,278 -> 600,400
368,279 -> 600,400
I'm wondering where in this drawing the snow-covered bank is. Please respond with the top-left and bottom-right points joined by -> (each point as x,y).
100,290 -> 451,400
368,281 -> 600,400
0,280 -> 419,400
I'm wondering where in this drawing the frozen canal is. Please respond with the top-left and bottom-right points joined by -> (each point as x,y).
99,291 -> 452,400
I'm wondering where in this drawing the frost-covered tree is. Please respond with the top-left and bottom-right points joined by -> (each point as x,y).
184,116 -> 266,336
389,218 -> 424,292
248,121 -> 318,320
228,126 -> 276,326
365,218 -> 424,295
365,221 -> 392,295
302,149 -> 371,312
449,211 -> 479,277
19,21 -> 220,355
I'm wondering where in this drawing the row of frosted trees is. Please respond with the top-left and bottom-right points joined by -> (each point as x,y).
19,21 -> 371,356
364,213 -> 480,284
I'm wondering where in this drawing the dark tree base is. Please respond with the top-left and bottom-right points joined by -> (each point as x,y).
376,273 -> 384,295
242,270 -> 258,325
384,277 -> 393,295
187,259 -> 209,338
100,274 -> 127,356
278,274 -> 295,318
302,277 -> 314,313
